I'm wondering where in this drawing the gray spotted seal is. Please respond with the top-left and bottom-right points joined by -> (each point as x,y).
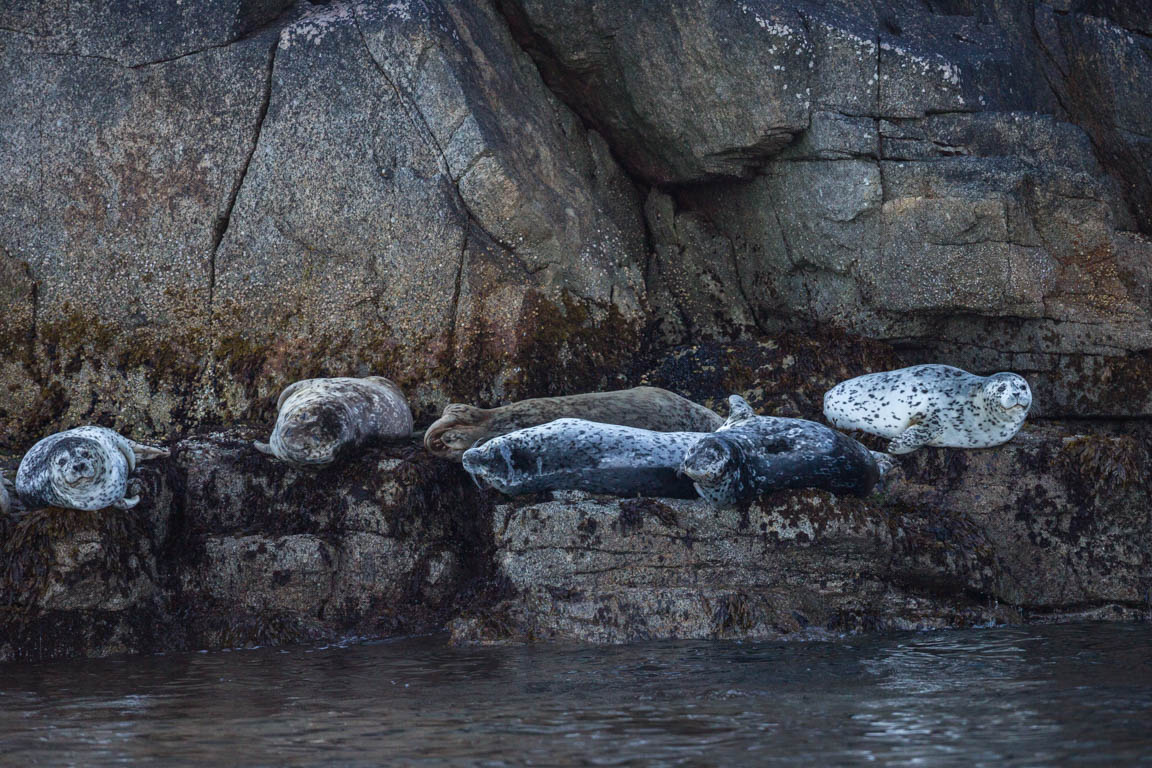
461,418 -> 706,498
680,395 -> 883,508
426,386 -> 723,461
823,364 -> 1032,454
255,376 -> 414,468
15,426 -> 169,511
0,471 -> 11,514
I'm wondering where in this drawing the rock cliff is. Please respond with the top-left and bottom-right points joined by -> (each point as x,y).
1,0 -> 1150,659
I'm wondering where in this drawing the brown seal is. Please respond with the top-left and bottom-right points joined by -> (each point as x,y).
425,386 -> 723,461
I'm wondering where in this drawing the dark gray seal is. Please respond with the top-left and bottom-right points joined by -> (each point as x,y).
461,418 -> 707,498
823,364 -> 1032,454
255,376 -> 414,468
0,471 -> 11,514
681,395 -> 883,508
15,426 -> 169,511
426,386 -> 723,461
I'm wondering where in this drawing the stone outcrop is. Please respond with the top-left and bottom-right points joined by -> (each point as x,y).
0,431 -> 493,661
3,418 -> 1147,660
452,423 -> 1150,644
0,0 -> 647,452
1,0 -> 1151,659
2,0 -> 1151,447
503,0 -> 1152,418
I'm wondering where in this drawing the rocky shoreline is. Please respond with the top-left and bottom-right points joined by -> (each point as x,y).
3,418 -> 1147,662
3,0 -> 1152,660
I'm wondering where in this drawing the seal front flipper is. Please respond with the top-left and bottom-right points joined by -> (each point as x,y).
113,495 -> 140,510
253,441 -> 274,455
888,415 -> 944,454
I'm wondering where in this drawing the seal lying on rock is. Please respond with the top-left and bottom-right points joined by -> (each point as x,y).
681,395 -> 883,508
426,386 -> 723,461
823,364 -> 1032,454
15,427 -> 169,511
255,376 -> 413,468
461,418 -> 706,498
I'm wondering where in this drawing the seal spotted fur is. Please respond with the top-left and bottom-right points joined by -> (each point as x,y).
0,471 -> 11,514
461,418 -> 706,498
15,426 -> 169,511
255,376 -> 414,468
426,386 -> 723,461
823,364 -> 1032,454
681,395 -> 883,508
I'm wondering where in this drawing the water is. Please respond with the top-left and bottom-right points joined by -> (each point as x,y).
1,623 -> 1150,766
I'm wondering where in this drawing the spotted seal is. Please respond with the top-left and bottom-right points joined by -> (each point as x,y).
15,426 -> 169,511
680,395 -> 883,508
426,386 -> 723,461
255,376 -> 414,468
823,364 -> 1032,454
461,418 -> 707,498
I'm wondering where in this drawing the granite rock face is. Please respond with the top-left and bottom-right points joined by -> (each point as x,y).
504,0 -> 1152,418
0,0 -> 646,451
2,0 -> 1151,446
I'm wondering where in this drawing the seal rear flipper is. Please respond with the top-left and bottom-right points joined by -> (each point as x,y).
253,441 -> 275,456
888,416 -> 944,454
113,495 -> 140,510
128,440 -> 170,464
275,379 -> 314,411
722,395 -> 756,429
869,451 -> 897,478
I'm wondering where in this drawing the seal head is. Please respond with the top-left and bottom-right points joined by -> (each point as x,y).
682,395 -> 882,508
982,372 -> 1032,415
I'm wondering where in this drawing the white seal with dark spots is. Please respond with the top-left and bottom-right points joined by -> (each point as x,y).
15,426 -> 169,511
681,395 -> 884,508
426,386 -> 723,461
255,376 -> 414,468
823,364 -> 1032,454
461,418 -> 708,498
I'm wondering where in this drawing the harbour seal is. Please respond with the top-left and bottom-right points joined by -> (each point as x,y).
461,418 -> 706,498
0,471 -> 11,514
255,376 -> 414,468
681,395 -> 883,508
823,364 -> 1032,454
426,386 -> 723,461
15,426 -> 169,511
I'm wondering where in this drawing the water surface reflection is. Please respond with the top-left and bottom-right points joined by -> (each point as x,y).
1,624 -> 1150,766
